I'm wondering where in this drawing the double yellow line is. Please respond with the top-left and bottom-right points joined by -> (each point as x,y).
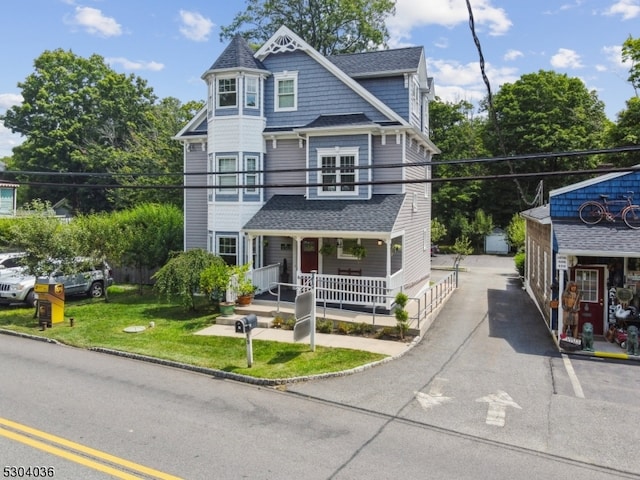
0,417 -> 182,480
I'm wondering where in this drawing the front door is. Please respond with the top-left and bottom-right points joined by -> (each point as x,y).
301,238 -> 318,273
574,266 -> 605,335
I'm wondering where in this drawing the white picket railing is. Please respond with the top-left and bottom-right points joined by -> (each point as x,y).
298,272 -> 391,309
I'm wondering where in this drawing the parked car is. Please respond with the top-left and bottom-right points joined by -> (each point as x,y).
431,245 -> 440,256
0,259 -> 113,307
0,252 -> 26,278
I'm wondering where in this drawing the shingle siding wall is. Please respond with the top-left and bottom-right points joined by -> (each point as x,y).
184,146 -> 208,250
393,136 -> 431,296
356,77 -> 408,120
262,51 -> 390,126
264,139 -> 307,200
372,135 -> 403,195
550,171 -> 640,219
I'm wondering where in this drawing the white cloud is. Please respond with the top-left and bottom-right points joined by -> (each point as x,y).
178,10 -> 214,42
388,0 -> 512,46
602,45 -> 629,69
66,6 -> 122,37
0,94 -> 24,158
550,48 -> 583,68
428,58 -> 519,105
504,49 -> 523,61
603,0 -> 640,20
106,57 -> 165,72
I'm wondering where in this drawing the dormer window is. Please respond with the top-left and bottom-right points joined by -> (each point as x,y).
217,77 -> 237,108
274,71 -> 298,111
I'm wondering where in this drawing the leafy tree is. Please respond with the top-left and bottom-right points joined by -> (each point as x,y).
152,249 -> 220,310
481,70 -> 610,225
506,213 -> 525,253
117,203 -> 183,289
470,209 -> 494,252
429,98 -> 488,235
220,0 -> 397,55
106,98 -> 204,210
70,212 -> 129,302
9,200 -> 78,276
1,49 -> 156,213
606,97 -> 640,166
451,235 -> 473,267
430,218 -> 447,245
622,35 -> 640,95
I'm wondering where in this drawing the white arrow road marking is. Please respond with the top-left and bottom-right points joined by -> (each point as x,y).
475,390 -> 522,427
415,377 -> 453,410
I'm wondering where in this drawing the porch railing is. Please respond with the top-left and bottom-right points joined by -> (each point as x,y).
251,263 -> 280,295
298,272 -> 390,309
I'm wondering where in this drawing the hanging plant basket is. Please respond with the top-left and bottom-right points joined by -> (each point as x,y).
349,244 -> 367,260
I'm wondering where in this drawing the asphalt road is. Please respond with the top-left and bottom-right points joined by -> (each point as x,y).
1,255 -> 639,479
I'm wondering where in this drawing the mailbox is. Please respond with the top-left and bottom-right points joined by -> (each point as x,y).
235,314 -> 258,333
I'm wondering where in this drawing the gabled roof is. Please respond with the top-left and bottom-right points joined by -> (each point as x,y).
327,47 -> 424,78
173,106 -> 207,140
202,34 -> 267,76
520,204 -> 550,224
242,194 -> 405,235
303,113 -> 377,129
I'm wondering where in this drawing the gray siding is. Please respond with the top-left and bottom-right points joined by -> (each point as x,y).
264,139 -> 307,200
357,77 -> 409,120
372,135 -> 403,195
320,238 -> 387,277
184,147 -> 208,250
392,137 -> 431,295
263,51 -> 392,127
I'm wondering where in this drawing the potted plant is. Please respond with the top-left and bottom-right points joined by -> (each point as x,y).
319,243 -> 336,256
232,263 -> 257,306
349,243 -> 367,260
200,260 -> 235,316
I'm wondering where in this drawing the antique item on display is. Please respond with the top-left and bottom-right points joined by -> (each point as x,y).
627,325 -> 639,355
581,322 -> 594,351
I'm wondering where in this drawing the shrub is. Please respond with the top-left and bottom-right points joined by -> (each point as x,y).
514,252 -> 525,277
316,320 -> 333,333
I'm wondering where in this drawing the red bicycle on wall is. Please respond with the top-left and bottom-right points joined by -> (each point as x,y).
578,192 -> 640,229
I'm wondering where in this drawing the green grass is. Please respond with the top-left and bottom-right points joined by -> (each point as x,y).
0,286 -> 385,379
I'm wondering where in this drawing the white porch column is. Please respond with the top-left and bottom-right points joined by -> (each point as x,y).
294,236 -> 303,281
246,233 -> 254,268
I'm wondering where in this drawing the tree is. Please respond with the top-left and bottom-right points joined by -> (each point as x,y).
220,0 -> 397,55
105,98 -> 204,210
429,98 -> 488,236
117,203 -> 183,289
622,35 -> 640,96
430,218 -> 447,245
506,213 -> 525,253
1,49 -> 157,213
606,97 -> 640,166
481,70 -> 611,226
9,200 -> 78,276
470,209 -> 494,252
152,249 -> 221,310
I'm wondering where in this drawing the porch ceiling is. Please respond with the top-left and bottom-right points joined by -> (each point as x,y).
553,220 -> 640,257
242,194 -> 404,236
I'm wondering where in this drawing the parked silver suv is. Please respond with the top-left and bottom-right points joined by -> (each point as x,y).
0,259 -> 113,307
0,252 -> 26,278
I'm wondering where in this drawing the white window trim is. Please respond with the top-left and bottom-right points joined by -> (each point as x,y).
317,147 -> 359,197
274,71 -> 298,112
207,154 -> 214,202
338,238 -> 360,260
217,156 -> 238,195
216,76 -> 237,108
217,235 -> 238,266
245,76 -> 259,109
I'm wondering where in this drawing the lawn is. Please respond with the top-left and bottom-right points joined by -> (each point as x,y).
0,286 -> 385,380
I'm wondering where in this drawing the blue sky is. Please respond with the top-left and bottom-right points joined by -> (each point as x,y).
1,0 -> 638,158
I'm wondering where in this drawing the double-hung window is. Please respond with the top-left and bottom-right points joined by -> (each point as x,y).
318,148 -> 357,195
274,72 -> 297,111
217,77 -> 237,107
217,157 -> 237,194
217,236 -> 238,266
245,156 -> 258,193
245,76 -> 258,108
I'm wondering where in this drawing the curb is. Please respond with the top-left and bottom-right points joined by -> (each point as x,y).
0,328 -> 422,386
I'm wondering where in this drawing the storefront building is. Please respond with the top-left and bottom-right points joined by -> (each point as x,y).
521,168 -> 640,353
